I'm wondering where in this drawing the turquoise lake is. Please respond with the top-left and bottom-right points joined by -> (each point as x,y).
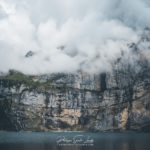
0,132 -> 150,150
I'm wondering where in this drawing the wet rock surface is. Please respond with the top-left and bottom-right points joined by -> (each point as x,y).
0,67 -> 149,132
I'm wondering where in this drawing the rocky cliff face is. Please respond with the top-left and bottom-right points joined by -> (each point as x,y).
0,33 -> 150,132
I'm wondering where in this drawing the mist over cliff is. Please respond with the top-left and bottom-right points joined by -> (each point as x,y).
0,0 -> 150,74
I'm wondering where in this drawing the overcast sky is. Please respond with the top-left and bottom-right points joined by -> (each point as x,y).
0,0 -> 150,74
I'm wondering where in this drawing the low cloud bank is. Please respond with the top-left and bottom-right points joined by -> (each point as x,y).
0,0 -> 150,74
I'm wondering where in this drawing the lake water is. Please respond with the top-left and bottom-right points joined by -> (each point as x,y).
0,131 -> 150,150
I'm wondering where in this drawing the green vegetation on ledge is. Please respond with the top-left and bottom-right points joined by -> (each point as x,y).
1,70 -> 49,90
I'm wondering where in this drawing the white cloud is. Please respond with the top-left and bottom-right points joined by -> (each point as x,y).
0,0 -> 149,74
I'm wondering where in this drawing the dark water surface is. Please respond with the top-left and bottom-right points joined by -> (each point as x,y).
0,131 -> 150,150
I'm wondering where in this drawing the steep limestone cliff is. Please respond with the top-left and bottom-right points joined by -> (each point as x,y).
0,34 -> 150,132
